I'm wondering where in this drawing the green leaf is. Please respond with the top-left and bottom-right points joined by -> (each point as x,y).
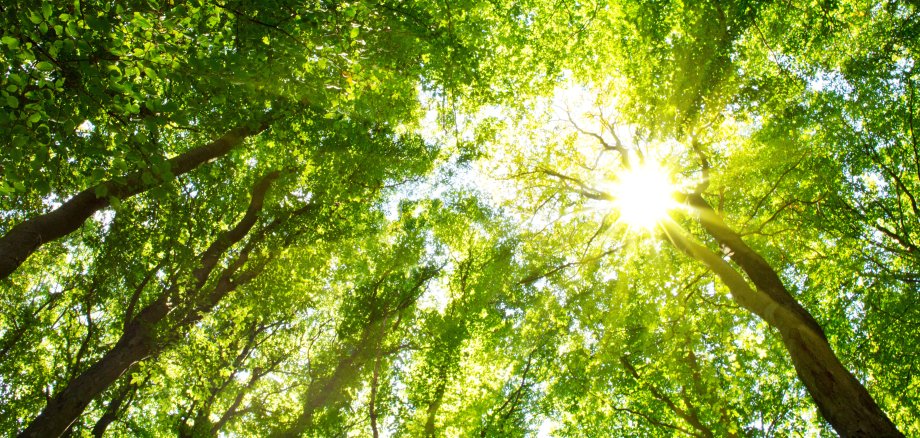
113,157 -> 128,171
7,73 -> 23,86
141,171 -> 155,185
107,64 -> 122,78
94,184 -> 108,198
66,21 -> 78,37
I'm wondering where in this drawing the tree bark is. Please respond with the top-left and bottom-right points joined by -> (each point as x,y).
18,295 -> 169,438
662,217 -> 903,438
18,173 -> 278,438
90,372 -> 145,437
0,116 -> 272,281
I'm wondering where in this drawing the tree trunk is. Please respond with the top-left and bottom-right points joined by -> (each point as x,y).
424,378 -> 447,437
19,296 -> 169,437
19,174 -> 277,438
0,117 -> 271,281
662,218 -> 903,437
273,265 -> 438,437
91,373 -> 144,438
276,336 -> 374,438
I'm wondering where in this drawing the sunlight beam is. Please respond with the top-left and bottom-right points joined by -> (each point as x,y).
608,162 -> 676,231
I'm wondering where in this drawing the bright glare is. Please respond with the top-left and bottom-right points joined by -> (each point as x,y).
610,162 -> 675,230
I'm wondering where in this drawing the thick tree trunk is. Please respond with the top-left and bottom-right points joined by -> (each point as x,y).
0,117 -> 271,281
662,217 -> 903,437
684,194 -> 828,338
19,174 -> 277,438
19,296 -> 169,437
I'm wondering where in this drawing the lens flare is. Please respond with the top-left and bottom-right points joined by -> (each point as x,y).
610,162 -> 676,230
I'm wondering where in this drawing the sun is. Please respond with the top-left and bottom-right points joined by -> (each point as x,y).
608,162 -> 676,230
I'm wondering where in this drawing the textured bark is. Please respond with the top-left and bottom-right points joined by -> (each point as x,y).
90,372 -> 144,437
19,174 -> 277,438
0,117 -> 271,281
663,218 -> 903,438
19,296 -> 169,438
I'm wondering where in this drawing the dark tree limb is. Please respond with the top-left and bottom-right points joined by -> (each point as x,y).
661,217 -> 903,438
0,115 -> 272,281
91,372 -> 147,437
19,172 -> 279,438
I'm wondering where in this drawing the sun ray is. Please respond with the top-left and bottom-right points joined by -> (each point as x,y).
607,161 -> 676,231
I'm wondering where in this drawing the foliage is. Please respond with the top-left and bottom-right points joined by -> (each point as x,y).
1,0 -> 918,436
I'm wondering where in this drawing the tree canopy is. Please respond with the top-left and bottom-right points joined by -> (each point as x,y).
1,0 -> 918,436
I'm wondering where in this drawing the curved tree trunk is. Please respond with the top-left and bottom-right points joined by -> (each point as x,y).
662,215 -> 903,438
0,117 -> 272,281
18,173 -> 278,438
18,296 -> 169,438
